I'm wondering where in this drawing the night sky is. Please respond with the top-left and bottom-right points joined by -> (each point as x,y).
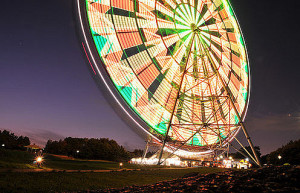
0,0 -> 299,155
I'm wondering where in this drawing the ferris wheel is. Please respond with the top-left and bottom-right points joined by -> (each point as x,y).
77,0 -> 261,166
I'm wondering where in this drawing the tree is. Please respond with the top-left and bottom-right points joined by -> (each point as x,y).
0,130 -> 30,150
131,149 -> 144,157
44,137 -> 131,161
267,139 -> 300,165
130,149 -> 155,158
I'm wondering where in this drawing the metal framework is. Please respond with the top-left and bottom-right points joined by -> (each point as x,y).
77,0 -> 261,167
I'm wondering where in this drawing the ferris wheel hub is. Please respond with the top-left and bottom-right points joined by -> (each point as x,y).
190,23 -> 199,32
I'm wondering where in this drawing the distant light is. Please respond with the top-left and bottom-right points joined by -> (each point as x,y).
36,156 -> 43,163
76,150 -> 80,153
229,156 -> 233,160
278,155 -> 282,160
217,157 -> 220,160
1,144 -> 4,147
245,158 -> 249,162
220,155 -> 223,159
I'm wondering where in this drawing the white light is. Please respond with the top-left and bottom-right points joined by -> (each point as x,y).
278,155 -> 282,160
1,144 -> 4,147
76,150 -> 80,153
36,156 -> 43,163
245,158 -> 249,162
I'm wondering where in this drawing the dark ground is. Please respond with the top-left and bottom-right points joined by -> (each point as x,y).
87,166 -> 300,193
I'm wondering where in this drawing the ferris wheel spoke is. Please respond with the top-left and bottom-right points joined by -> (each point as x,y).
181,103 -> 221,145
162,0 -> 177,9
182,4 -> 193,23
163,34 -> 196,135
176,4 -> 189,18
195,3 -> 208,25
174,12 -> 189,26
205,97 -> 228,124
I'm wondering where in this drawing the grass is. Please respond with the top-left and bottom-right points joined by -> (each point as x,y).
0,167 -> 226,192
0,149 -> 166,170
43,154 -> 168,170
43,154 -> 122,170
0,149 -> 227,192
0,149 -> 37,169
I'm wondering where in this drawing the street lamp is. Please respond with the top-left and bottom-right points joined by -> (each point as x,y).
76,150 -> 80,153
1,144 -> 4,147
278,155 -> 282,160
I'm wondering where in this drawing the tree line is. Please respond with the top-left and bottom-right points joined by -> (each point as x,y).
261,139 -> 300,165
4,127 -> 297,165
229,139 -> 300,165
0,130 -> 30,150
0,129 -> 154,162
45,137 -> 132,161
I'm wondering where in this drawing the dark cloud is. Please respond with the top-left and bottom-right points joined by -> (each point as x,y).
11,128 -> 65,148
246,114 -> 300,132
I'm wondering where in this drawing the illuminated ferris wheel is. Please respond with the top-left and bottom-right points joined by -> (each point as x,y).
77,0 -> 261,166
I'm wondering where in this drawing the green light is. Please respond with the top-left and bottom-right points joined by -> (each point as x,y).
234,115 -> 239,124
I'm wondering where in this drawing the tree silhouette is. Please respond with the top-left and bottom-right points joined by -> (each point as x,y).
266,139 -> 300,165
0,130 -> 30,150
44,137 -> 131,161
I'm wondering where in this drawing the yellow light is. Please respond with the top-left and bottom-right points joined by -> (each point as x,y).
119,162 -> 123,166
36,156 -> 43,163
